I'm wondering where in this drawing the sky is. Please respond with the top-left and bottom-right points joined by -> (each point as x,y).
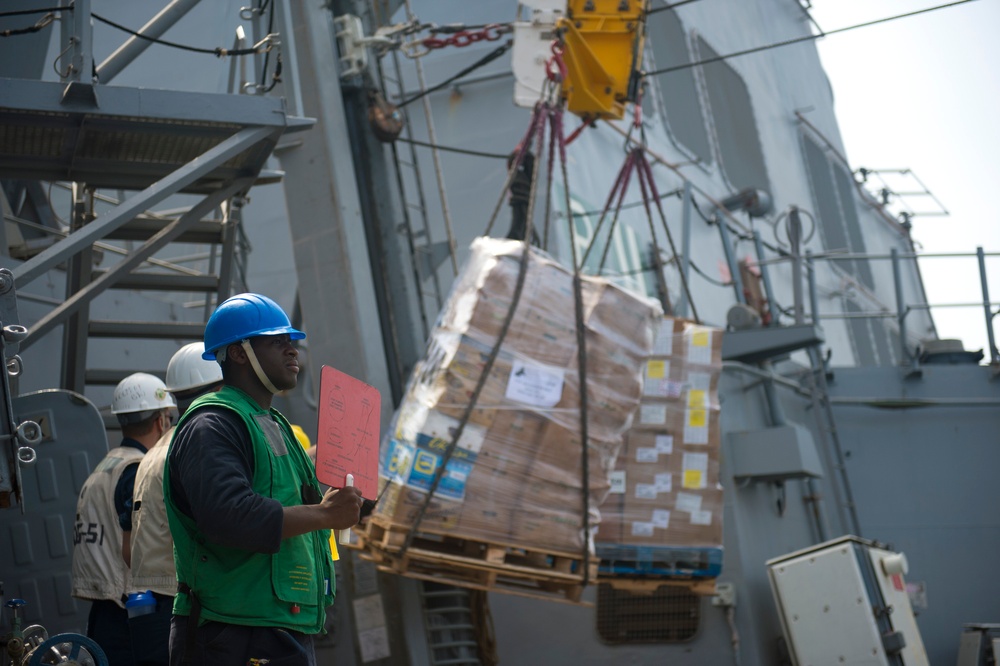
808,0 -> 1000,358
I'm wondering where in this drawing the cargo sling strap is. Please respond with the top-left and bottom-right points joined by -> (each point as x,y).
579,86 -> 698,324
402,39 -> 599,586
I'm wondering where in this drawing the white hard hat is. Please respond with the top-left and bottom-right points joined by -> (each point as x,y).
166,342 -> 224,393
111,372 -> 177,415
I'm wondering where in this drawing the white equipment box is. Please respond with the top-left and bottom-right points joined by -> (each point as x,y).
767,535 -> 929,666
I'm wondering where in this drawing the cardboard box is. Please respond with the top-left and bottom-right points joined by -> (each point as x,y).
596,316 -> 725,553
597,486 -> 724,548
379,238 -> 663,556
376,479 -> 463,530
629,397 -> 721,448
509,504 -> 597,553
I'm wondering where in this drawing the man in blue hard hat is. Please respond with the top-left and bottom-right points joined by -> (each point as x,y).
164,293 -> 363,666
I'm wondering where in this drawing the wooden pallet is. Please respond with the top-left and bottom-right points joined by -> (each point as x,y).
349,518 -> 598,605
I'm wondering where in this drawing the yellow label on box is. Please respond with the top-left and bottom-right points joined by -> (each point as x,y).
683,470 -> 703,489
692,330 -> 710,347
646,360 -> 667,379
688,408 -> 707,427
688,389 -> 706,408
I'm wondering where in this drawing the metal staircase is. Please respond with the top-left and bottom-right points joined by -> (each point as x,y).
79,197 -> 251,390
1,46 -> 309,404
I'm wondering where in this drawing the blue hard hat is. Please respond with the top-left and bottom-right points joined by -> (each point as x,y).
202,293 -> 305,360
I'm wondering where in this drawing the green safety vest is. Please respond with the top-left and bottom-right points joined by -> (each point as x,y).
164,386 -> 334,633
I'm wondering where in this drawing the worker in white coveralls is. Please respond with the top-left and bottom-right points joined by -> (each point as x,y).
122,343 -> 224,666
72,372 -> 177,666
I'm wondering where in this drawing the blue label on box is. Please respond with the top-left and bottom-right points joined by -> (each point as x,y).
383,435 -> 477,501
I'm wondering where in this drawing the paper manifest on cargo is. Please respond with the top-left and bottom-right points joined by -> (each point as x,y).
653,319 -> 675,355
688,389 -> 707,408
683,470 -> 704,489
675,492 -> 703,513
418,410 -> 487,454
688,371 -> 712,391
643,377 -> 684,398
687,328 -> 713,364
655,434 -> 673,454
635,483 -> 657,499
654,472 -> 672,493
631,521 -> 655,536
682,452 -> 709,489
690,509 -> 713,526
652,509 -> 671,529
636,446 -> 658,463
646,359 -> 668,379
640,403 -> 668,424
504,359 -> 565,407
608,470 -> 626,494
684,408 -> 709,444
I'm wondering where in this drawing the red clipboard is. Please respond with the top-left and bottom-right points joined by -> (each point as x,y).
315,365 -> 380,499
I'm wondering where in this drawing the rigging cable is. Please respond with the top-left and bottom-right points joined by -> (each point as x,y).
401,101 -> 545,559
0,12 -> 56,37
397,41 -> 512,108
91,12 -> 269,56
0,7 -> 65,18
403,0 -> 459,276
0,12 -> 53,37
257,0 -> 279,91
689,260 -> 732,288
646,0 -> 979,77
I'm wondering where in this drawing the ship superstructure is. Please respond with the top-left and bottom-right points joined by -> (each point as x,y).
0,1 -> 998,665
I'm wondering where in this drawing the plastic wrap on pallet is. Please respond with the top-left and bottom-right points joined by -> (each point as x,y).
595,317 -> 725,578
373,237 -> 663,554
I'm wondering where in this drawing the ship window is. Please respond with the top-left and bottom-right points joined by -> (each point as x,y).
833,164 -> 874,290
695,37 -> 771,194
595,582 -> 701,644
801,135 -> 874,289
871,318 -> 895,367
845,299 -> 878,367
646,10 -> 713,165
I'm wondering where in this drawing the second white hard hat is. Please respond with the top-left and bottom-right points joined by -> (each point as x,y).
166,342 -> 224,393
111,372 -> 177,415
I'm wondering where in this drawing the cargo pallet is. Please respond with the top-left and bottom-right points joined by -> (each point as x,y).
349,518 -> 599,605
595,543 -> 723,580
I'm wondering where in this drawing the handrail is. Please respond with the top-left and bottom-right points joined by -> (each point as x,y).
3,213 -> 205,277
790,245 -> 1000,364
756,250 -> 1000,266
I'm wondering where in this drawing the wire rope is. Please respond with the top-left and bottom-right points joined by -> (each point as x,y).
91,12 -> 265,56
646,0 -> 978,77
397,42 -> 512,108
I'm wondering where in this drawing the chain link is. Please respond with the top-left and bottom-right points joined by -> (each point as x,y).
420,24 -> 512,51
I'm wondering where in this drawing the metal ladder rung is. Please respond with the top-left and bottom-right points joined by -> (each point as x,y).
88,320 -> 205,339
103,217 -> 226,244
91,270 -> 219,292
85,368 -> 165,386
